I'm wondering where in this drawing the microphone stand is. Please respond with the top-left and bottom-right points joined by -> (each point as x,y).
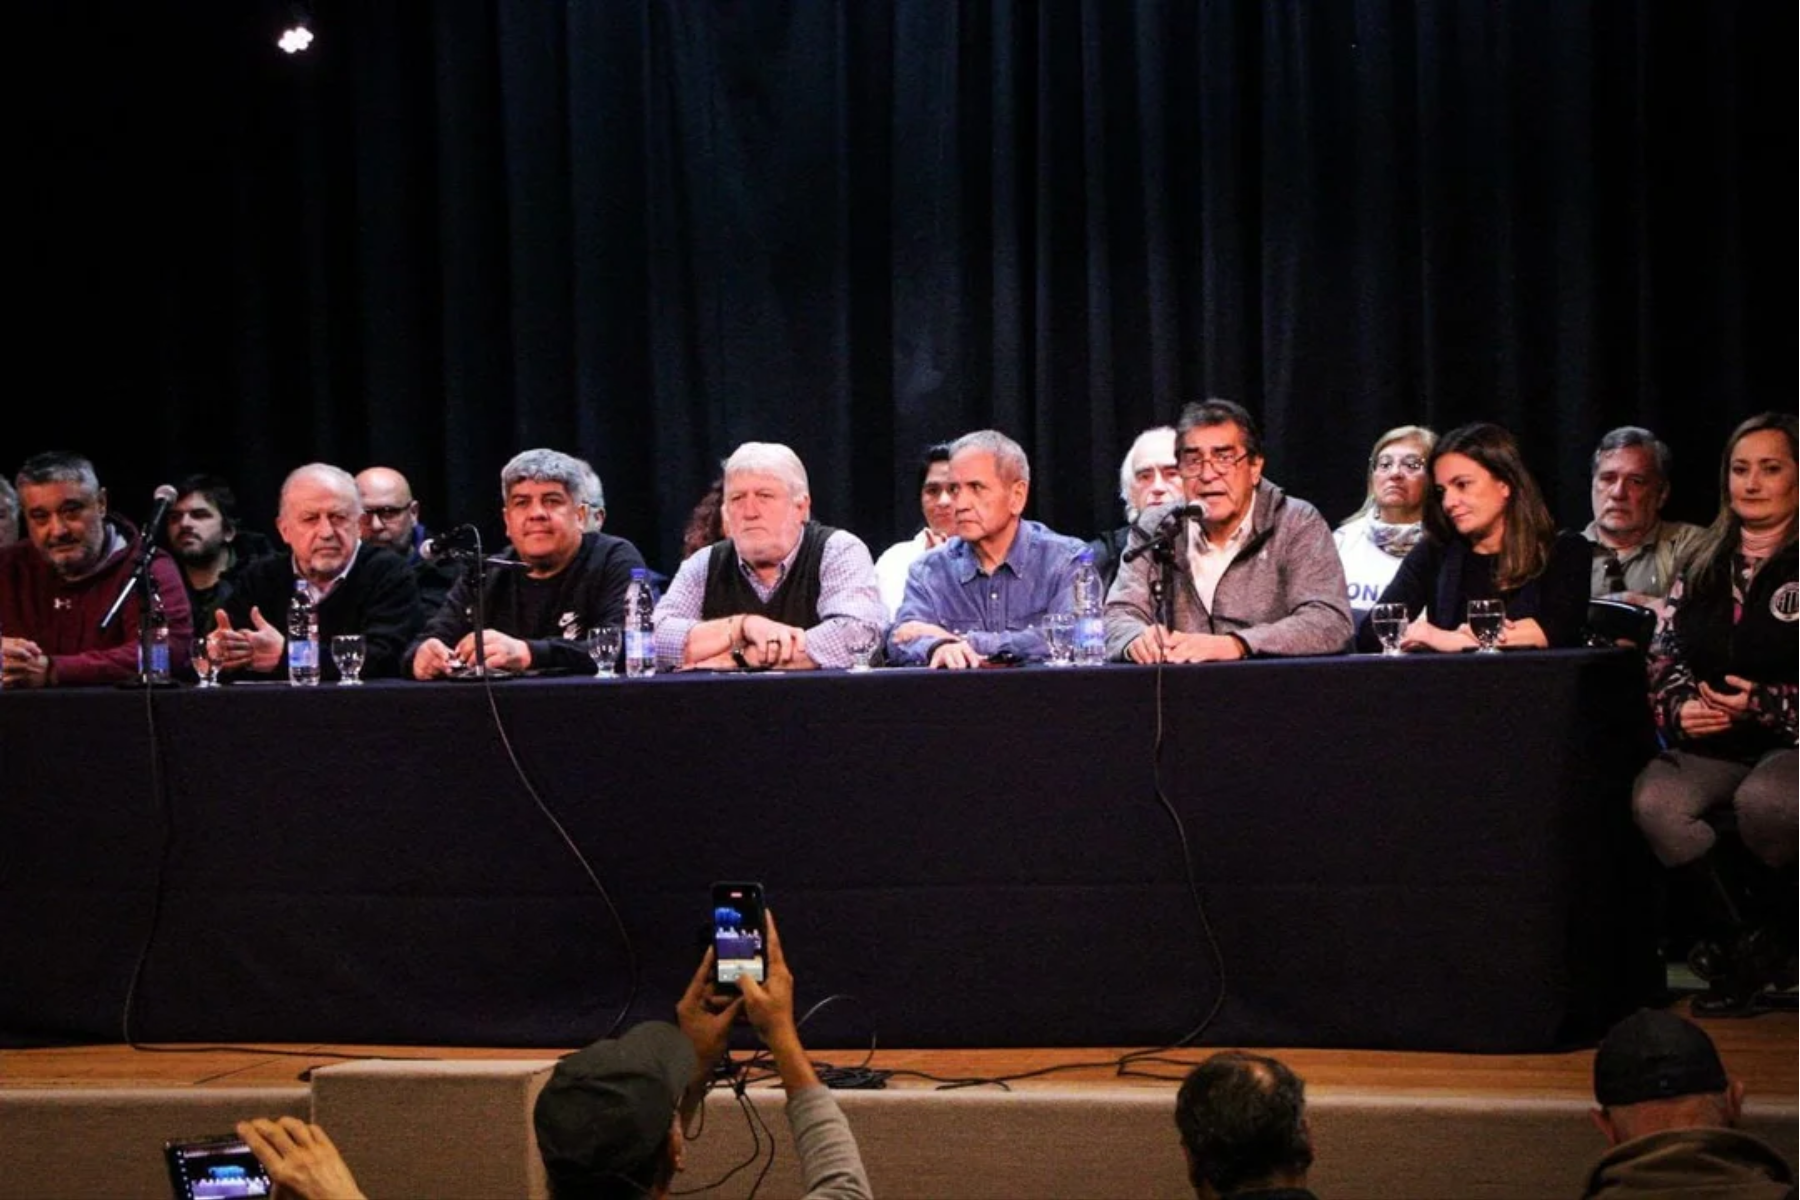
1122,511 -> 1187,632
100,527 -> 176,689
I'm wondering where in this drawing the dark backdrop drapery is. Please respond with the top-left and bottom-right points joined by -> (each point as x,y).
15,1 -> 1793,572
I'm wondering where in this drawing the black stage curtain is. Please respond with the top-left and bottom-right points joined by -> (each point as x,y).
15,2 -> 1793,571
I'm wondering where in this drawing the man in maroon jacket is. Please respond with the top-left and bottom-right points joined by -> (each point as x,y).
0,451 -> 192,687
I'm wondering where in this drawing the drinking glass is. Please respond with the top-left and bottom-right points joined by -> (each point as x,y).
1041,613 -> 1076,667
191,632 -> 221,687
1466,599 -> 1506,654
846,626 -> 880,672
1370,603 -> 1408,657
587,625 -> 622,678
330,634 -> 367,684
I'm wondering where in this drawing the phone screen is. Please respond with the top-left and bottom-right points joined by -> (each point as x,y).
711,882 -> 766,990
164,1137 -> 272,1200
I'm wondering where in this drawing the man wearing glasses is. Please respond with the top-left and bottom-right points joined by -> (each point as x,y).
1105,400 -> 1352,663
355,465 -> 462,619
0,451 -> 194,686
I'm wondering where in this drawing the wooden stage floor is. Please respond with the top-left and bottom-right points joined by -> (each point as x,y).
6,998 -> 1793,1105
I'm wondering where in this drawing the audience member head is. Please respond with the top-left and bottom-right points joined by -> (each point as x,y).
15,451 -> 110,580
681,479 -> 727,559
534,1021 -> 696,1200
722,442 -> 811,570
1119,426 -> 1181,523
1590,427 -> 1674,552
1684,411 -> 1799,592
1589,1008 -> 1743,1146
167,474 -> 242,572
500,449 -> 593,577
0,476 -> 19,547
1174,1050 -> 1315,1200
946,429 -> 1030,560
354,466 -> 421,553
1175,400 -> 1265,536
1423,422 -> 1556,591
1349,425 -> 1436,526
579,460 -> 607,532
278,464 -> 363,586
916,442 -> 956,540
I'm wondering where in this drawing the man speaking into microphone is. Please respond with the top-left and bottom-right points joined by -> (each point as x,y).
0,452 -> 193,687
1105,400 -> 1352,663
404,449 -> 647,679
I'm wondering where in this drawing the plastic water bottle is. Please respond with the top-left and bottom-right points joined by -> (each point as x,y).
138,589 -> 171,683
287,579 -> 320,686
1071,548 -> 1106,666
624,568 -> 656,678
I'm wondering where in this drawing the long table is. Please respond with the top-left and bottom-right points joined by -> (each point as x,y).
0,650 -> 1664,1053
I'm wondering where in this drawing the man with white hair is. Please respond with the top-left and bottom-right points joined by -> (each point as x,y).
652,442 -> 883,671
1088,426 -> 1181,589
211,463 -> 422,681
887,429 -> 1087,668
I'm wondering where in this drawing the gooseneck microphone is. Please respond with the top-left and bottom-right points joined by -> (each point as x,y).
1120,505 -> 1206,564
418,524 -> 481,563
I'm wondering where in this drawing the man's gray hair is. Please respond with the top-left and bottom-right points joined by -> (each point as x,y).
0,477 -> 16,521
949,429 -> 1031,485
1118,426 -> 1176,507
722,442 -> 809,499
501,449 -> 591,503
1592,426 -> 1673,483
578,461 -> 605,513
279,463 -> 361,516
16,451 -> 101,494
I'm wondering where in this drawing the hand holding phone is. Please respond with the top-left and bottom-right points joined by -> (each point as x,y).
163,1135 -> 272,1199
711,881 -> 766,992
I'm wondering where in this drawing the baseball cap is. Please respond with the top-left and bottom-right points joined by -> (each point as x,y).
533,1021 -> 697,1186
1593,1008 -> 1729,1107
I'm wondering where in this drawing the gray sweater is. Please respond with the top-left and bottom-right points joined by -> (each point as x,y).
789,1085 -> 874,1199
1103,479 -> 1353,659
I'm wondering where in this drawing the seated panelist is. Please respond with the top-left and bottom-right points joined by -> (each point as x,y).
406,449 -> 648,679
887,429 -> 1087,669
652,442 -> 883,671
1354,422 -> 1589,653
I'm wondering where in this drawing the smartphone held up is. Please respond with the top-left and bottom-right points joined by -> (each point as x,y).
711,881 -> 766,992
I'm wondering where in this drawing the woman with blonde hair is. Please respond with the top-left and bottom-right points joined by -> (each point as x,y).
1632,411 -> 1797,1017
1335,425 -> 1436,613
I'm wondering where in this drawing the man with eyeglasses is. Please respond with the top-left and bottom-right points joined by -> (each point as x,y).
209,463 -> 422,681
1105,400 -> 1352,663
1087,426 -> 1182,590
0,450 -> 194,687
355,465 -> 462,619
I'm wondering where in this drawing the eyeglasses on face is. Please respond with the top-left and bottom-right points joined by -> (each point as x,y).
362,505 -> 412,523
1373,454 -> 1426,475
1177,446 -> 1249,475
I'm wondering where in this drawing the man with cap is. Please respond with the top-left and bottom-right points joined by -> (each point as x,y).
1583,1007 -> 1795,1199
534,911 -> 871,1200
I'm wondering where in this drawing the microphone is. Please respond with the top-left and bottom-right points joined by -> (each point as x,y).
143,485 -> 178,544
1120,505 -> 1205,563
418,524 -> 480,563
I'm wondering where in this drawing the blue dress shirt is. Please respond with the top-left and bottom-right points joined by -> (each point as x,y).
887,519 -> 1087,665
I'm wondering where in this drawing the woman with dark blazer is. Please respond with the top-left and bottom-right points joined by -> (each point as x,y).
1355,422 -> 1590,653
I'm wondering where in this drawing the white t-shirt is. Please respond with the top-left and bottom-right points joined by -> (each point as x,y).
874,529 -> 939,620
1334,514 -> 1413,613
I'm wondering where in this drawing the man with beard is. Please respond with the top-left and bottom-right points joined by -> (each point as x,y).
0,451 -> 194,686
164,474 -> 275,637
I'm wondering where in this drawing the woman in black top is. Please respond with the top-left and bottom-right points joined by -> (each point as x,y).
1355,422 -> 1590,653
1632,411 -> 1797,1016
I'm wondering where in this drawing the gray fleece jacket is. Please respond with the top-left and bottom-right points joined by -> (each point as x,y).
1103,479 -> 1353,659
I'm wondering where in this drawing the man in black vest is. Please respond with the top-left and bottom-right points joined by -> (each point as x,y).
652,442 -> 883,671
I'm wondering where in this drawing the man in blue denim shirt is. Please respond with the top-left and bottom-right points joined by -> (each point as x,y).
887,430 -> 1088,668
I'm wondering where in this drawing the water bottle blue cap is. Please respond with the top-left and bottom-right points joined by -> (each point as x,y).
631,567 -> 648,578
